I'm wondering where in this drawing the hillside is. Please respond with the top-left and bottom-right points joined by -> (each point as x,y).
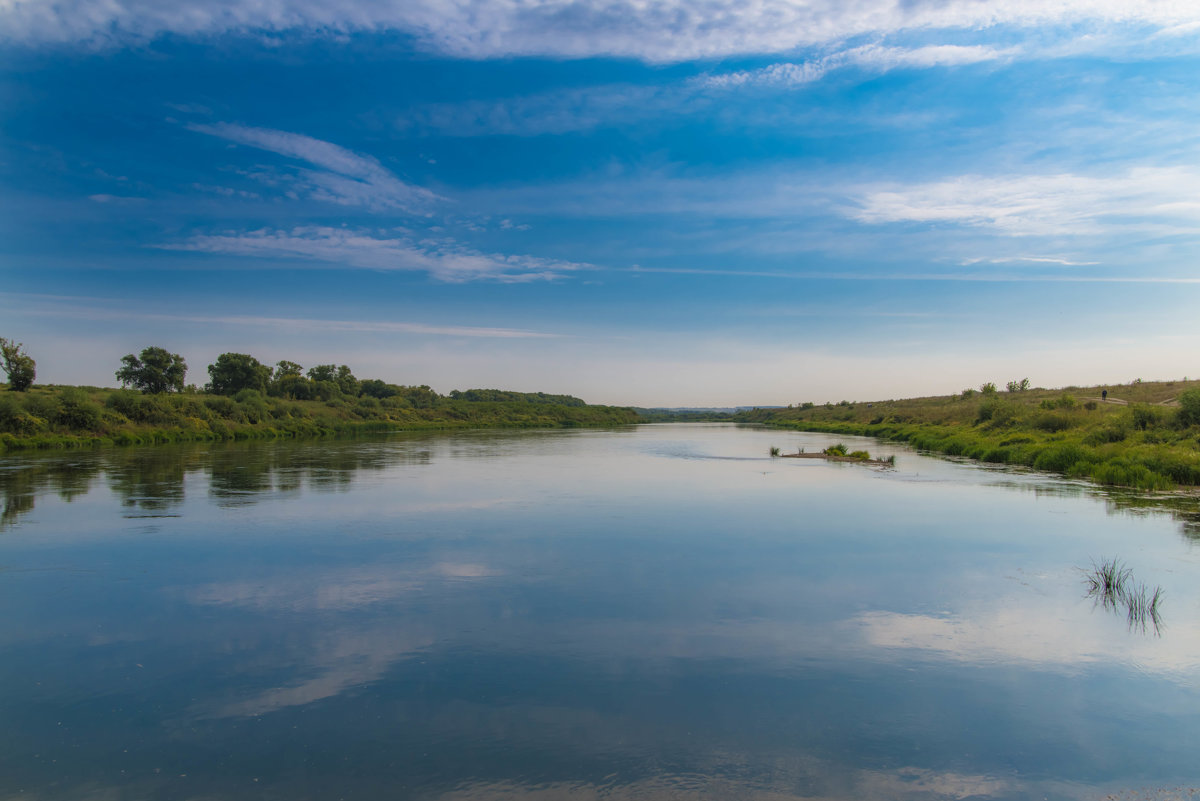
739,378 -> 1200,490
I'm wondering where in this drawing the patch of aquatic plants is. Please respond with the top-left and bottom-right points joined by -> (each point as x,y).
1082,558 -> 1164,635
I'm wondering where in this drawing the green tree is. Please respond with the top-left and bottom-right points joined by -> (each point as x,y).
1178,388 -> 1200,427
0,338 -> 36,391
334,365 -> 358,396
207,353 -> 271,396
115,346 -> 187,394
307,364 -> 357,395
274,360 -> 303,380
306,364 -> 337,383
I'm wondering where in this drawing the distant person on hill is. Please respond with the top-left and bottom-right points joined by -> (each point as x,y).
1102,390 -> 1108,401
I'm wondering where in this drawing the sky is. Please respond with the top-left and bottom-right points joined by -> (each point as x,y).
2,1 -> 1200,407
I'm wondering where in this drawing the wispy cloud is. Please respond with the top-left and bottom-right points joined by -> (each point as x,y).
698,44 -> 1011,90
0,291 -> 564,339
852,166 -> 1200,235
403,44 -> 1009,137
960,256 -> 1101,267
5,0 -> 1200,62
157,226 -> 587,282
188,123 -> 441,213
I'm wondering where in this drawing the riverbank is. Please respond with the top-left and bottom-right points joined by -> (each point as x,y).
740,379 -> 1200,491
0,385 -> 639,454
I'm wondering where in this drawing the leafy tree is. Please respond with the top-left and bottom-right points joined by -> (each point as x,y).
359,379 -> 398,399
115,346 -> 187,394
0,338 -> 36,391
274,360 -> 303,380
1177,388 -> 1200,427
334,365 -> 358,396
207,353 -> 271,395
306,364 -> 337,383
306,364 -> 358,395
980,382 -> 997,394
1006,378 -> 1031,393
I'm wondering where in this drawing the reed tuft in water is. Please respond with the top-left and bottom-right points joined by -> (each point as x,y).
1082,558 -> 1164,635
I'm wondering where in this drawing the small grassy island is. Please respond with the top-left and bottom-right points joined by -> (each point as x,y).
740,378 -> 1200,491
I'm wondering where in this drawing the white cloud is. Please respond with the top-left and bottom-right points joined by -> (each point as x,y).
852,166 -> 1200,236
698,43 -> 1010,90
4,0 -> 1200,61
158,225 -> 587,282
403,43 -> 1008,137
87,193 -> 144,204
0,291 -> 566,339
188,123 -> 441,213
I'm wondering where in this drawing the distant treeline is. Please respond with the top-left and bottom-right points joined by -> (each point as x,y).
0,345 -> 637,452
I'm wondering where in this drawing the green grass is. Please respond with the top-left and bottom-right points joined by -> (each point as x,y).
0,384 -> 640,454
740,379 -> 1200,491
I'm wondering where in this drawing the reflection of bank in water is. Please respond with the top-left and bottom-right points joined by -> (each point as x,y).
1083,558 -> 1164,635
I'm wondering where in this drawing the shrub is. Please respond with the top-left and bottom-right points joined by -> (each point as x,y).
1178,388 -> 1200,427
55,388 -> 103,430
977,397 -> 1019,426
1129,404 -> 1164,431
0,394 -> 44,435
204,395 -> 239,419
1032,442 -> 1093,474
1032,412 -> 1074,432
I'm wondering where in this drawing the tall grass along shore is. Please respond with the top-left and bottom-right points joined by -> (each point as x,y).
739,379 -> 1200,491
0,384 -> 638,454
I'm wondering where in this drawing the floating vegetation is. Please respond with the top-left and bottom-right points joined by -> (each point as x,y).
1083,558 -> 1164,635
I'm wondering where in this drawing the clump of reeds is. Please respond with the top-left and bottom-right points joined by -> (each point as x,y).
769,446 -> 781,457
823,443 -> 848,456
1083,558 -> 1164,634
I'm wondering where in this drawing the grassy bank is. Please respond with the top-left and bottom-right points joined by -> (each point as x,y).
739,379 -> 1200,491
0,385 -> 639,454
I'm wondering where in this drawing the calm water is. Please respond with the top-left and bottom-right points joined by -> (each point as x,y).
2,424 -> 1200,801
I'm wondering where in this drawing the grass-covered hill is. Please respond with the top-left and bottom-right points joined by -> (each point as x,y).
0,383 -> 638,453
739,378 -> 1200,490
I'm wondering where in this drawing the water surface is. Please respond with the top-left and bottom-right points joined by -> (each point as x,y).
2,425 -> 1200,800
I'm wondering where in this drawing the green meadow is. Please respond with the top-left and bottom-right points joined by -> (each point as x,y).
740,379 -> 1200,491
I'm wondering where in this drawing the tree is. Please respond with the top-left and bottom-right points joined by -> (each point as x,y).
1006,378 -> 1030,393
1178,388 -> 1200,427
306,364 -> 337,383
274,360 -> 303,380
207,353 -> 271,395
0,338 -> 35,391
307,364 -> 357,395
115,346 -> 187,394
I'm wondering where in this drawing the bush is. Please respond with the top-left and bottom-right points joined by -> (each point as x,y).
1178,388 -> 1200,427
0,394 -> 44,435
203,395 -> 239,419
977,397 -> 1019,426
55,388 -> 103,430
1032,412 -> 1074,432
1032,442 -> 1093,474
1129,405 -> 1164,431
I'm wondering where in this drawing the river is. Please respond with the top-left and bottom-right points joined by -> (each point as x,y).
2,424 -> 1199,800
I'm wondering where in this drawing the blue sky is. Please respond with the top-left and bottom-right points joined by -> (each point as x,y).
3,1 -> 1200,406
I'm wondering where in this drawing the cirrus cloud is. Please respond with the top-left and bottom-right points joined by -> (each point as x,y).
3,0 -> 1200,62
157,225 -> 589,282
